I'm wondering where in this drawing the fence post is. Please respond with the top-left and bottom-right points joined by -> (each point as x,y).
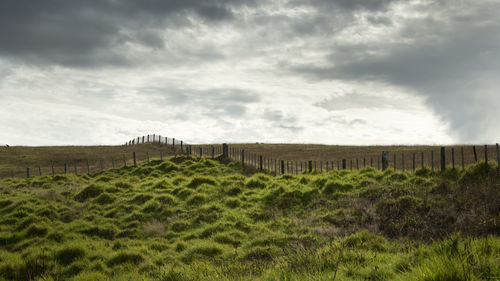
199,147 -> 202,157
421,152 -> 424,169
259,155 -> 263,171
241,150 -> 245,166
211,146 -> 215,159
440,147 -> 446,172
431,151 -> 433,171
402,152 -> 405,171
461,147 -> 465,170
281,160 -> 285,175
485,145 -> 488,164
342,159 -> 346,170
382,151 -> 389,171
356,159 -> 359,170
142,136 -> 145,143
87,159 -> 90,174
412,153 -> 415,171
38,166 -> 41,176
133,152 -> 137,167
451,148 -> 455,169
26,168 -> 29,178
363,158 -> 366,169
308,160 -> 313,172
64,163 -> 67,174
393,154 -> 396,170
496,143 -> 499,174
222,143 -> 228,158
473,145 -> 478,162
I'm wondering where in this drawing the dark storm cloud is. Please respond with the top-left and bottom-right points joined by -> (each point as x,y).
0,0 -> 256,67
290,0 -> 397,11
290,1 -> 500,142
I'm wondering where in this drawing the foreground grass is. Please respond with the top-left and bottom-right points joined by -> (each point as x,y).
0,156 -> 498,280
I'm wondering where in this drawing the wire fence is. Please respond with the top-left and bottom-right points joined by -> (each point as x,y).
2,137 -> 499,179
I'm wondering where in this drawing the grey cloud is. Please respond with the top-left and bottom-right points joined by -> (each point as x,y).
262,109 -> 303,133
316,93 -> 413,111
291,1 -> 500,142
0,0 -> 257,67
289,0 -> 398,11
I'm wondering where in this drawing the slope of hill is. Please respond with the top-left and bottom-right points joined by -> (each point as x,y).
0,156 -> 499,280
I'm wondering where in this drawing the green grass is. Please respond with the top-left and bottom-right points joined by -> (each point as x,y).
0,156 -> 499,280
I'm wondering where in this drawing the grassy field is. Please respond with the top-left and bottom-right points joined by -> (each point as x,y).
0,156 -> 499,280
1,143 -> 498,178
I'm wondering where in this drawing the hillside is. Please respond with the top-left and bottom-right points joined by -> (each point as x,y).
0,156 -> 499,280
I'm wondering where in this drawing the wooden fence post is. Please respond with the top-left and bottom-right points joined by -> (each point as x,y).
496,143 -> 499,174
461,147 -> 465,170
308,160 -> 313,172
485,144 -> 488,164
211,146 -> 215,159
280,160 -> 285,175
38,166 -> 41,176
452,148 -> 455,169
341,159 -> 346,170
87,159 -> 90,174
64,163 -> 67,174
241,150 -> 245,166
26,168 -> 30,178
393,154 -> 396,170
133,152 -> 137,167
431,151 -> 434,171
181,141 -> 183,152
356,159 -> 359,170
199,147 -> 202,157
401,152 -> 404,171
382,151 -> 389,171
440,147 -> 446,172
223,143 -> 228,159
473,146 -> 478,162
412,153 -> 415,171
421,152 -> 424,169
259,155 -> 263,171
364,158 -> 366,169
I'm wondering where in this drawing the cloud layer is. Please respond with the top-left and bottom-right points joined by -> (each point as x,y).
0,0 -> 497,145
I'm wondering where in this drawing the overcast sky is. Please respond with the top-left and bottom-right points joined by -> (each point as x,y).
0,0 -> 499,146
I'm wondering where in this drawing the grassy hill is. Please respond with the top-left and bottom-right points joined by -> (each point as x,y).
0,156 -> 499,280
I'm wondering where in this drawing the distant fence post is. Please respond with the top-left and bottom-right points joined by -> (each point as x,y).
180,141 -> 183,152
64,163 -> 67,174
211,146 -> 215,159
160,151 -> 163,160
133,152 -> 137,167
259,155 -> 263,171
473,146 -> 478,162
199,147 -> 202,157
451,148 -> 455,169
485,145 -> 488,163
222,143 -> 228,158
412,153 -> 415,171
461,147 -> 465,170
382,151 -> 389,171
280,160 -> 285,175
39,166 -> 42,176
308,160 -> 313,172
241,150 -> 245,166
430,151 -> 433,171
87,159 -> 90,174
26,168 -> 30,178
421,152 -> 424,169
173,138 -> 175,152
440,147 -> 446,172
122,155 -> 126,167
393,154 -> 396,170
496,143 -> 499,174
342,159 -> 346,170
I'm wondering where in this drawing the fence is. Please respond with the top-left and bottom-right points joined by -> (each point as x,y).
2,137 -> 499,179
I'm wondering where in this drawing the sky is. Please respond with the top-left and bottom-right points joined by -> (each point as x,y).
0,0 -> 499,146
